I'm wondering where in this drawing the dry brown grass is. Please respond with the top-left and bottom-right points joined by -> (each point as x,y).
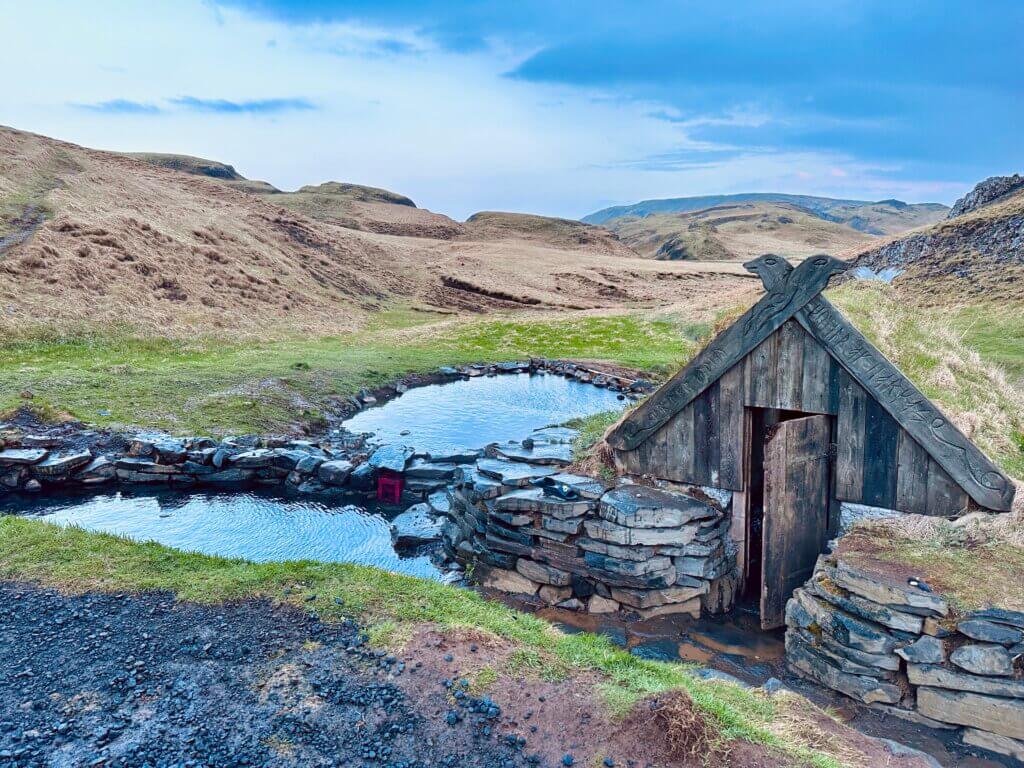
0,126 -> 758,340
647,689 -> 721,762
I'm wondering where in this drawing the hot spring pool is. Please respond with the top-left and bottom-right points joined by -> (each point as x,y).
343,371 -> 627,457
4,489 -> 442,580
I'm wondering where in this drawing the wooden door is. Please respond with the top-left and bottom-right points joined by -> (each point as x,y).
761,414 -> 832,629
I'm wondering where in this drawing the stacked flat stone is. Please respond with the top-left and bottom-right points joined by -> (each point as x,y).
445,460 -> 736,619
785,552 -> 1024,762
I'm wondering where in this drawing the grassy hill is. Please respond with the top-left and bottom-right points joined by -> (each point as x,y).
604,202 -> 874,262
584,193 -> 948,235
850,183 -> 1024,302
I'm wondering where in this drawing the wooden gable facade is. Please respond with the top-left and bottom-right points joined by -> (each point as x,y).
608,254 -> 1015,518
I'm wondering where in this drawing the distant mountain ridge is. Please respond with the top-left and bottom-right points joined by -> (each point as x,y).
583,193 -> 948,236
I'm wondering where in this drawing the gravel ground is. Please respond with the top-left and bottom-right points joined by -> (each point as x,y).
0,583 -> 534,768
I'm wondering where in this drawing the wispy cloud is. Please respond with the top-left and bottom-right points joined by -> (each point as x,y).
169,96 -> 317,114
74,99 -> 161,115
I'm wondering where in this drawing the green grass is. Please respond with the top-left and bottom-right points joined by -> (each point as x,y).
829,283 -> 1024,480
0,313 -> 702,435
0,517 -> 841,767
564,409 -> 627,463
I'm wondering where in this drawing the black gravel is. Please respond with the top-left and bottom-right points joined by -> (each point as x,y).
0,583 -> 534,768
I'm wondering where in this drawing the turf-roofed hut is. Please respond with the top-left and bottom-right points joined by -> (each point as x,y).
606,254 -> 1015,630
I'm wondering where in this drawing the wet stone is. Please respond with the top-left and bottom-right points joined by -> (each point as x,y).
907,664 -> 1024,698
390,504 -> 444,548
30,451 -> 93,478
516,559 -> 572,587
0,448 -> 49,465
367,444 -> 414,472
476,459 -> 556,487
318,459 -> 354,486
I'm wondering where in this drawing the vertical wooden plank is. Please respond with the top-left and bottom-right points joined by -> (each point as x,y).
895,429 -> 930,514
801,329 -> 834,414
745,336 -> 770,407
862,397 -> 900,508
761,415 -> 832,630
777,320 -> 805,410
692,387 -> 711,485
827,354 -> 841,414
663,401 -> 683,483
717,363 -> 745,490
926,459 -> 969,516
835,369 -> 866,502
705,381 -> 722,486
730,488 -> 747,593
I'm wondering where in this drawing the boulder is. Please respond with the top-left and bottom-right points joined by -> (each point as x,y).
516,559 -> 572,587
348,462 -> 375,491
481,567 -> 539,595
390,504 -> 444,547
907,664 -> 1024,699
598,485 -> 717,528
917,688 -> 1024,739
959,619 -> 1024,646
896,636 -> 946,665
950,644 -> 1016,677
294,454 -> 324,475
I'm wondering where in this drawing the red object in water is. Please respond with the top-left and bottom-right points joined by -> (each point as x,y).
377,469 -> 404,503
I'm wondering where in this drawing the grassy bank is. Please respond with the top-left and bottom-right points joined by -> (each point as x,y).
0,516 -> 846,767
0,312 -> 707,435
829,283 -> 1024,480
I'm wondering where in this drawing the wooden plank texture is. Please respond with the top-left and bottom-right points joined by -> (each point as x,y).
717,363 -> 745,490
835,369 -> 866,502
761,415 -> 832,630
895,430 -> 930,514
861,396 -> 900,508
798,295 -> 1014,511
608,254 -> 849,450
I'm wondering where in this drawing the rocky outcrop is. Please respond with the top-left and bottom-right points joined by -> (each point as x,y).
785,552 -> 1024,761
948,174 -> 1024,218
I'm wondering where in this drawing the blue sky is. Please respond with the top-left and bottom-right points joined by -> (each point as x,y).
3,1 -> 1020,219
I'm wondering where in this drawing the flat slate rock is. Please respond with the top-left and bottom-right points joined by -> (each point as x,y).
31,452 -> 93,477
494,487 -> 593,518
367,444 -> 414,472
546,472 -> 607,500
907,664 -> 1024,699
404,459 -> 460,481
917,687 -> 1024,740
493,443 -> 572,466
390,504 -> 444,547
476,458 -> 556,487
950,644 -> 1015,677
598,485 -> 718,528
0,448 -> 48,466
958,619 -> 1023,645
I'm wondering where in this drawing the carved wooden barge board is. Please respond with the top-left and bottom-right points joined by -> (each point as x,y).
607,254 -> 848,451
608,254 -> 1015,512
795,295 -> 1013,512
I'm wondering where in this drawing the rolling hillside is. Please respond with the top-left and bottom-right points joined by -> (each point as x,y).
584,193 -> 948,235
604,201 -> 875,262
0,127 -> 754,339
851,175 -> 1024,301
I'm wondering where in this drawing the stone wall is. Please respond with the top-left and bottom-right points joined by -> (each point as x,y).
444,458 -> 739,618
785,552 -> 1024,762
